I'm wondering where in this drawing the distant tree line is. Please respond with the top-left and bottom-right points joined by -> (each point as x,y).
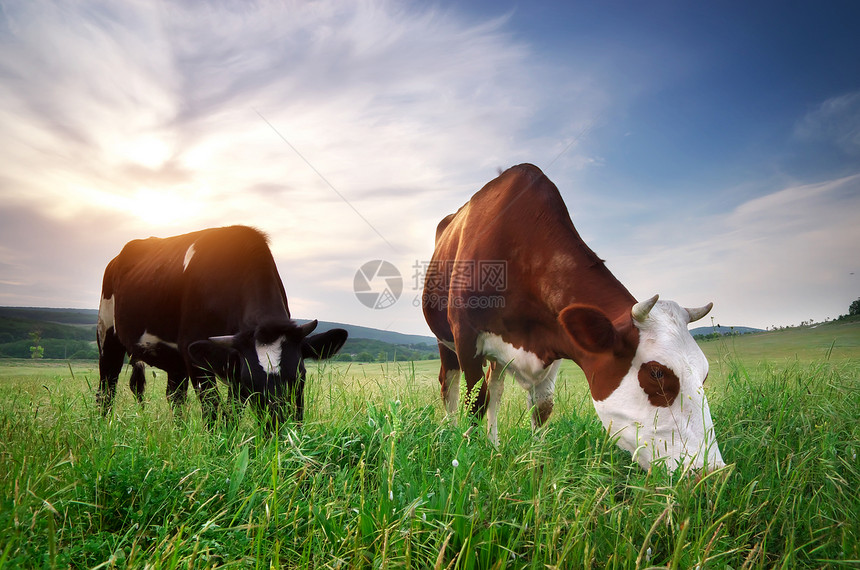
0,314 -> 441,362
0,337 -> 98,359
761,297 -> 860,332
693,327 -> 756,341
8,297 -> 856,360
333,338 -> 438,362
693,296 -> 860,340
840,297 -> 860,319
0,316 -> 98,359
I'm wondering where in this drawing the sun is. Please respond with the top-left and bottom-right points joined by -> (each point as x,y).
121,135 -> 172,170
130,187 -> 195,226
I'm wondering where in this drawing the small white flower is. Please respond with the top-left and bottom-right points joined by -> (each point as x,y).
646,547 -> 652,562
422,513 -> 427,522
389,490 -> 394,500
452,459 -> 459,468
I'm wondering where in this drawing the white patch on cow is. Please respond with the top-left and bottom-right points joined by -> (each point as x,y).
444,369 -> 460,422
438,338 -> 456,352
485,364 -> 505,446
183,243 -> 196,272
97,295 -> 115,346
137,331 -> 179,352
256,338 -> 283,375
476,333 -> 558,388
476,332 -> 562,443
524,362 -> 560,427
591,300 -> 725,472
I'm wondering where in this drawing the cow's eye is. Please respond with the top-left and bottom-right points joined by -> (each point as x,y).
650,368 -> 663,380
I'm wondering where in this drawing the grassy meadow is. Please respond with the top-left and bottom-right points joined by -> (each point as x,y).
0,320 -> 858,568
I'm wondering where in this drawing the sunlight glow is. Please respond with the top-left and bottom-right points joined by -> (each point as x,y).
119,135 -> 172,169
129,187 -> 196,225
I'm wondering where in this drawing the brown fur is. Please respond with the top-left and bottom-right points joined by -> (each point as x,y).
423,164 -> 642,420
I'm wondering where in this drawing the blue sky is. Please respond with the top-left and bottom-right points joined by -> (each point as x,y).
0,0 -> 858,335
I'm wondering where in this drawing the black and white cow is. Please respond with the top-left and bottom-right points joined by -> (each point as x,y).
97,225 -> 347,427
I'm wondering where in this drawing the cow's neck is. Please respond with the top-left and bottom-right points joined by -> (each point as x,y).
239,285 -> 291,328
538,240 -> 635,315
535,244 -> 637,363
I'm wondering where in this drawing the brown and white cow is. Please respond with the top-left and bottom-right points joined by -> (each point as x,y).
97,225 -> 348,427
422,164 -> 724,471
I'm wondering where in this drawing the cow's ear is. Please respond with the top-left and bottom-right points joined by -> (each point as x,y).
558,305 -> 617,354
188,340 -> 235,374
302,328 -> 348,360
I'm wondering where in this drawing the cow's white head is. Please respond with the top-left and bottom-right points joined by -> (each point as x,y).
560,295 -> 724,472
187,319 -> 348,427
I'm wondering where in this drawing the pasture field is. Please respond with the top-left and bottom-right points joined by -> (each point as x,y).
0,322 -> 858,568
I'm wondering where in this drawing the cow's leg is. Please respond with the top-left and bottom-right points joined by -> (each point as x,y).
453,331 -> 488,420
97,330 -> 125,415
485,361 -> 506,446
292,377 -> 305,425
437,341 -> 461,423
223,382 -> 242,428
524,361 -> 561,431
129,359 -> 146,407
166,371 -> 189,417
190,371 -> 221,429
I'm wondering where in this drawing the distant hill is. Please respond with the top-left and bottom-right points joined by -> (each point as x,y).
0,306 -> 98,326
696,316 -> 860,363
0,307 -> 99,359
690,325 -> 764,337
294,319 -> 436,346
0,307 -> 438,362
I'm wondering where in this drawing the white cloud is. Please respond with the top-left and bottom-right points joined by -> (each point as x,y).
7,1 -> 852,336
611,174 -> 860,329
793,91 -> 860,156
0,0 -> 606,329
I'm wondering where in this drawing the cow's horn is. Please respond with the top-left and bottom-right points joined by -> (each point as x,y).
300,319 -> 319,337
207,335 -> 235,347
685,303 -> 713,323
632,294 -> 659,322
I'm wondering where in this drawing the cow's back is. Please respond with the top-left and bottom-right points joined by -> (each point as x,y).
178,226 -> 289,339
102,226 -> 288,350
433,164 -> 600,269
102,231 -> 199,346
425,163 -> 632,347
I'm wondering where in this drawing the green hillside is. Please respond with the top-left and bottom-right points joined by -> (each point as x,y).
0,306 -> 98,325
0,307 -> 437,362
698,315 -> 860,364
0,308 -> 99,359
3,306 -> 857,364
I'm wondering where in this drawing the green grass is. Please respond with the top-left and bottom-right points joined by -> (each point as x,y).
699,317 -> 860,366
0,327 -> 858,568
